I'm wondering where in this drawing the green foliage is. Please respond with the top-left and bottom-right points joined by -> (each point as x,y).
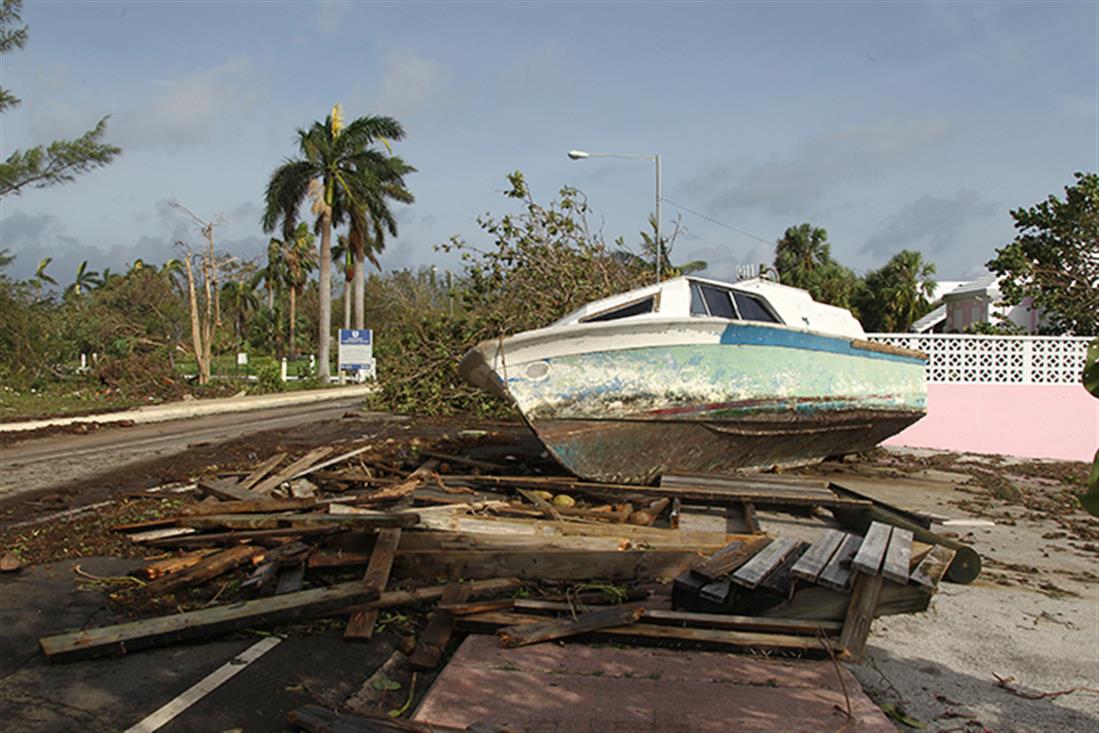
773,223 -> 859,309
0,1 -> 119,197
853,250 -> 937,332
254,362 -> 285,394
368,172 -> 649,416
987,172 -> 1099,335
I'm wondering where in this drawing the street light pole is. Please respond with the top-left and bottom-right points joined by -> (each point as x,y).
567,149 -> 662,284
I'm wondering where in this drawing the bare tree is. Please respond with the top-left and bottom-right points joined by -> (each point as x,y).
170,200 -> 228,385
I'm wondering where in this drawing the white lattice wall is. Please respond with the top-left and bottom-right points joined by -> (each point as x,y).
866,334 -> 1093,384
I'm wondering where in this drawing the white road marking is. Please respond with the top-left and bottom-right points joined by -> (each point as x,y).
123,636 -> 283,733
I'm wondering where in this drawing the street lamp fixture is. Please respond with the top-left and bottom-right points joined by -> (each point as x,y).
567,149 -> 663,283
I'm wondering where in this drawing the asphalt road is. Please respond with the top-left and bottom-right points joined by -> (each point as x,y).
0,397 -> 371,501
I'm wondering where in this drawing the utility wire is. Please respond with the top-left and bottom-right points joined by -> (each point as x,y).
662,197 -> 773,245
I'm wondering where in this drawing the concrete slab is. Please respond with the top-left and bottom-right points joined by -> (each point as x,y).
413,635 -> 894,733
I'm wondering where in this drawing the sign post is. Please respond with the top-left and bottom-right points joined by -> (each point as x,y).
338,329 -> 376,382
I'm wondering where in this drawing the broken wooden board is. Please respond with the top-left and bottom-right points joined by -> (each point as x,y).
881,527 -> 914,585
392,548 -> 705,583
197,477 -> 265,502
790,529 -> 846,584
177,497 -> 316,516
409,582 -> 471,670
40,581 -> 383,663
458,611 -> 842,653
511,600 -> 843,636
692,536 -> 772,582
345,528 -> 402,640
238,452 -> 287,490
911,545 -> 957,590
757,540 -> 810,598
816,533 -> 862,593
731,537 -> 799,589
851,522 -> 892,576
497,606 -> 644,648
252,446 -> 335,495
145,545 -> 262,595
334,578 -> 522,616
839,572 -> 885,662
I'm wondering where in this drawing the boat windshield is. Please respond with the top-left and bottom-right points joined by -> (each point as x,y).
581,295 -> 656,323
690,281 -> 781,324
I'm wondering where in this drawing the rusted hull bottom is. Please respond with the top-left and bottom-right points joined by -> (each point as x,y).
530,410 -> 923,484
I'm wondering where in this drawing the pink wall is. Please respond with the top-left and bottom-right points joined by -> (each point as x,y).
884,383 -> 1099,462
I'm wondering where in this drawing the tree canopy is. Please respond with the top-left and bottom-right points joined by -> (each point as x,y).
986,172 -> 1099,335
853,250 -> 937,332
0,0 -> 120,198
774,223 -> 859,309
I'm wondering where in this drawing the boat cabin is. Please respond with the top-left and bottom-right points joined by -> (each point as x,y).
552,276 -> 865,338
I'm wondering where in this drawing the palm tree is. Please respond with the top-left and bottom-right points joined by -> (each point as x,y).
221,279 -> 259,348
774,223 -> 831,290
342,155 -> 415,328
283,222 -> 317,357
258,238 -> 285,310
332,234 -> 354,330
854,250 -> 937,332
66,260 -> 99,297
262,104 -> 411,378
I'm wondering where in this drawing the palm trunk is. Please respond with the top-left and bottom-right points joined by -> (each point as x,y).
289,287 -> 297,358
183,257 -> 209,385
353,254 -> 365,329
343,277 -> 352,330
317,210 -> 332,380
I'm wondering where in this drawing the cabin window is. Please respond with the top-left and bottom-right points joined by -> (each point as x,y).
689,283 -> 708,316
732,292 -> 780,323
581,296 -> 655,323
699,285 -> 737,319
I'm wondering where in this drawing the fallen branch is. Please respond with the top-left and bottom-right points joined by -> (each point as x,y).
74,564 -> 146,587
993,673 -> 1099,700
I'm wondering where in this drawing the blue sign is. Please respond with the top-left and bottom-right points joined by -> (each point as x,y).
339,329 -> 372,345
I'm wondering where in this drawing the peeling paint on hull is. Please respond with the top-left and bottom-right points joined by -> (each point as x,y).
461,319 -> 927,483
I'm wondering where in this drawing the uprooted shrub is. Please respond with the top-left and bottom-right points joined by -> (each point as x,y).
367,172 -> 650,416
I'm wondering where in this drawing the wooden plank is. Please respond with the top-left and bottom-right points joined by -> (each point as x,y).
392,548 -> 704,583
881,527 -> 914,584
448,474 -> 869,509
511,600 -> 843,635
839,572 -> 884,662
252,446 -> 334,495
275,563 -> 305,595
691,536 -> 771,581
128,527 -> 197,544
145,545 -> 263,595
662,472 -> 833,494
238,452 -> 286,490
364,459 -> 440,502
146,527 -> 338,549
458,612 -> 841,653
408,583 -> 472,670
816,533 -> 861,593
828,481 -> 933,529
790,529 -> 846,583
40,582 -> 383,663
178,512 -> 419,531
741,502 -> 760,533
757,540 -> 810,598
197,477 -> 264,502
698,579 -> 732,605
763,580 -> 931,622
345,528 -> 401,640
831,499 -> 981,584
291,445 -> 371,480
910,545 -> 957,590
517,488 -> 562,521
178,497 -> 315,516
497,606 -> 644,647
137,549 -> 219,580
851,522 -> 892,576
731,537 -> 799,589
334,578 -> 523,616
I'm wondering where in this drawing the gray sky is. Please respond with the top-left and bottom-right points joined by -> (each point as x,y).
1,1 -> 1096,286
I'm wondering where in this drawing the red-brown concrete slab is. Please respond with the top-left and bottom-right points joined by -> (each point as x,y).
413,635 -> 893,733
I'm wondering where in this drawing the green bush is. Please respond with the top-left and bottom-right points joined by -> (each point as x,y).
254,362 -> 285,394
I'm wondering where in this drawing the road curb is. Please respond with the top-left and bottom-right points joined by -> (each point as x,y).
0,385 -> 375,433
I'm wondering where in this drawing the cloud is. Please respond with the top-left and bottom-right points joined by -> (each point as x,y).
112,57 -> 262,149
861,190 -> 997,256
313,1 -> 354,35
686,119 -> 952,216
374,50 -> 452,120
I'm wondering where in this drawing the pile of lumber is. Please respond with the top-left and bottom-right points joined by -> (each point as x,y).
38,443 -> 967,672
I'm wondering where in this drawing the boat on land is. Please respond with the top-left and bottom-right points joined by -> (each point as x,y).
459,276 -> 928,484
